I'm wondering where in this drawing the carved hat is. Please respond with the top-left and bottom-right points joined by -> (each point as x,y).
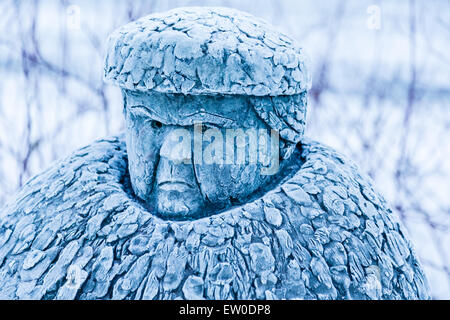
104,7 -> 311,96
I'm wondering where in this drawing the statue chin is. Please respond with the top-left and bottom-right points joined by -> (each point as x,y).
155,184 -> 205,219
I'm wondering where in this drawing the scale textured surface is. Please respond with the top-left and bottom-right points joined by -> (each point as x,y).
0,136 -> 430,300
104,7 -> 311,96
0,7 -> 430,300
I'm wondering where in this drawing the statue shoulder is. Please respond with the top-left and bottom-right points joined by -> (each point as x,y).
0,135 -> 128,298
1,134 -> 127,220
276,139 -> 431,299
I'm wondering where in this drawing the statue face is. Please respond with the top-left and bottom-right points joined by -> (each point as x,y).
123,90 -> 281,220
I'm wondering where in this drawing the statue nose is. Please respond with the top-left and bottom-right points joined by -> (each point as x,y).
156,156 -> 196,188
156,128 -> 197,188
159,128 -> 192,164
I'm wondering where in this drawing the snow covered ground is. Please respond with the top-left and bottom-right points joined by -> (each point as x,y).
0,0 -> 449,298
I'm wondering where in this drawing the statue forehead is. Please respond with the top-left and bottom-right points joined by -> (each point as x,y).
123,90 -> 262,128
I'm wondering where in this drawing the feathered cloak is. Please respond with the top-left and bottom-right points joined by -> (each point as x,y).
0,135 -> 430,300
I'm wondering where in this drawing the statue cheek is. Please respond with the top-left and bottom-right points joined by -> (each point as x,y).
195,163 -> 268,206
192,165 -> 242,203
125,113 -> 161,202
194,164 -> 226,205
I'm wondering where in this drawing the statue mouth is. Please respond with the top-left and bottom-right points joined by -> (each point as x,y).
157,181 -> 195,191
155,180 -> 203,218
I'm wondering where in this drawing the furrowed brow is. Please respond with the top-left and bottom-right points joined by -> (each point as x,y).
181,110 -> 236,127
129,105 -> 168,124
129,105 -> 236,127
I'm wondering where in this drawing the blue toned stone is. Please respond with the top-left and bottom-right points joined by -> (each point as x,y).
182,275 -> 205,300
249,243 -> 275,275
0,7 -> 430,300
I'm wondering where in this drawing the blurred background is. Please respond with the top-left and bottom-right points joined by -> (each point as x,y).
0,0 -> 449,299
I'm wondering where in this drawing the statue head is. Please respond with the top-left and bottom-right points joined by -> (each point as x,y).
104,7 -> 311,220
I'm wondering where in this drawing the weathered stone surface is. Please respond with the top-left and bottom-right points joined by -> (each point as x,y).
0,7 -> 431,301
182,275 -> 205,300
264,206 -> 283,227
3,135 -> 431,300
105,7 -> 311,96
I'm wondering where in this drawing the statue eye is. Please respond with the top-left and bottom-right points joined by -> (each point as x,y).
150,120 -> 163,129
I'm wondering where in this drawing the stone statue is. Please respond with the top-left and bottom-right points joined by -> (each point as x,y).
0,7 -> 430,300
